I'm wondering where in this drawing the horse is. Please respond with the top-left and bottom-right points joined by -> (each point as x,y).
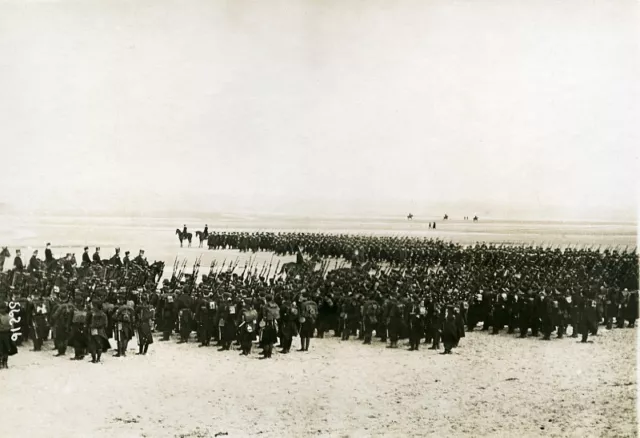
195,231 -> 208,248
0,247 -> 10,273
176,229 -> 192,248
473,215 -> 479,222
149,261 -> 165,283
407,213 -> 413,220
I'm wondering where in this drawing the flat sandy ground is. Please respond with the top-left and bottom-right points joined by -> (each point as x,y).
0,326 -> 636,438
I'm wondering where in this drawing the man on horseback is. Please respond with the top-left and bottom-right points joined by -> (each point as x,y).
82,247 -> 91,267
45,243 -> 54,270
296,246 -> 304,265
183,224 -> 188,236
133,250 -> 148,268
28,250 -> 40,273
111,248 -> 123,267
203,224 -> 208,237
13,249 -> 24,271
93,247 -> 101,264
123,251 -> 131,269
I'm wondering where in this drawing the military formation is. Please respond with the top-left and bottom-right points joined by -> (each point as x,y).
0,245 -> 163,368
0,229 -> 638,370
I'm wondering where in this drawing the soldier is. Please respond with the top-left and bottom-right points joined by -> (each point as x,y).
261,295 -> 279,359
362,299 -> 379,345
45,243 -> 54,271
160,294 -> 176,341
298,297 -> 317,352
92,247 -> 101,264
50,292 -> 74,357
627,290 -> 638,328
568,291 -> 581,337
123,251 -> 132,269
136,294 -> 154,355
541,294 -> 555,340
442,307 -> 460,354
467,293 -> 482,332
69,296 -> 88,360
203,224 -> 208,236
481,289 -> 493,331
30,294 -> 50,351
110,248 -> 123,268
386,296 -> 404,348
555,292 -> 568,339
13,249 -> 24,271
28,250 -> 40,273
81,247 -> 91,267
196,291 -> 215,347
87,300 -> 111,363
279,301 -> 297,354
491,291 -> 507,335
580,296 -> 599,343
615,288 -> 628,329
429,304 -> 444,350
113,297 -> 135,356
177,305 -> 194,344
133,250 -> 148,268
239,302 -> 257,356
408,299 -> 425,351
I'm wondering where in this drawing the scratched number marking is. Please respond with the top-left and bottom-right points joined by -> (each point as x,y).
8,301 -> 22,342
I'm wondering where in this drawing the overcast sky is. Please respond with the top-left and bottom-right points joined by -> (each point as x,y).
0,0 -> 638,220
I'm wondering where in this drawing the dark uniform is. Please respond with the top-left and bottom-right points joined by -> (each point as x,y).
113,302 -> 135,356
92,248 -> 101,264
87,302 -> 111,363
82,248 -> 91,267
30,297 -> 50,351
136,299 -> 154,355
110,249 -> 123,268
51,300 -> 74,356
408,301 -> 425,351
69,303 -> 88,360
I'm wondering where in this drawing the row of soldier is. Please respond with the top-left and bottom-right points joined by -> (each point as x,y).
3,266 -> 637,370
4,244 -> 150,273
204,231 -> 638,295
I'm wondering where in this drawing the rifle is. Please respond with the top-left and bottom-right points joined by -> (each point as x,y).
217,259 -> 227,279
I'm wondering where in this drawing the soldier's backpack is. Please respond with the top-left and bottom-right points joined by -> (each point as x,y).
244,309 -> 258,324
121,307 -> 133,323
364,300 -> 378,315
301,300 -> 318,322
364,300 -> 379,323
265,302 -> 280,321
392,301 -> 405,318
72,310 -> 87,324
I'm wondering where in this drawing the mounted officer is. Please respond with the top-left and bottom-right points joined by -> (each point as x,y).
13,249 -> 24,271
28,250 -> 40,273
123,251 -> 132,269
92,247 -> 101,264
81,247 -> 91,267
110,248 -> 123,267
133,250 -> 148,268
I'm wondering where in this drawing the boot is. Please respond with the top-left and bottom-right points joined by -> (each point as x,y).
137,344 -> 144,355
91,353 -> 97,363
143,344 -> 149,355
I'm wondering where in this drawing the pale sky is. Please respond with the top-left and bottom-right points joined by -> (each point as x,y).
0,0 -> 638,220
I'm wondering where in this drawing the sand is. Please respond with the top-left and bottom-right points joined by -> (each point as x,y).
0,327 -> 636,438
